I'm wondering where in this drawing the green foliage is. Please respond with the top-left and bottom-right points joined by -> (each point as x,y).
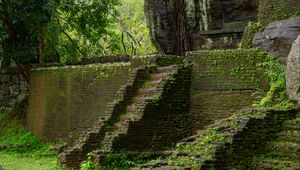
80,153 -> 97,170
156,56 -> 183,66
0,110 -> 54,154
0,152 -> 62,170
0,120 -> 48,153
103,152 -> 134,170
240,22 -> 264,49
256,55 -> 294,109
80,152 -> 134,170
114,0 -> 156,55
0,0 -> 55,65
0,0 -> 155,66
0,0 -> 121,65
175,128 -> 227,159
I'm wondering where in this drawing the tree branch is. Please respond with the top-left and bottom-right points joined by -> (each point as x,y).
62,30 -> 84,57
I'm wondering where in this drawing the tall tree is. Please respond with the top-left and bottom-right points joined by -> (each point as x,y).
173,0 -> 189,56
0,0 -> 119,81
0,0 -> 55,81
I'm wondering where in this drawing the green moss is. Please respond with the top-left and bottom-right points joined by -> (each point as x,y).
156,56 -> 183,66
258,0 -> 300,25
240,22 -> 264,49
177,128 -> 227,158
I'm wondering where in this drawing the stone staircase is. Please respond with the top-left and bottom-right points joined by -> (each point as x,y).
58,65 -> 192,168
94,65 -> 179,153
256,114 -> 300,170
133,109 -> 299,170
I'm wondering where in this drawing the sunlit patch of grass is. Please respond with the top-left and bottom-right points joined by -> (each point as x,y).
0,152 -> 62,170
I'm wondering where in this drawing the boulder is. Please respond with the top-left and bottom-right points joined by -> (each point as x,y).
286,35 -> 300,108
253,16 -> 300,62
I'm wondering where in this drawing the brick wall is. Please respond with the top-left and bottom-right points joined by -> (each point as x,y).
0,67 -> 28,111
26,63 -> 133,141
186,49 -> 268,131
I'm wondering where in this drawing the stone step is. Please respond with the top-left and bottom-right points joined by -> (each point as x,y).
126,104 -> 144,113
145,80 -> 163,87
283,118 -> 300,130
256,159 -> 300,170
272,142 -> 300,159
138,88 -> 160,96
150,166 -> 187,170
277,130 -> 300,143
100,121 -> 131,151
132,96 -> 153,104
151,73 -> 173,81
157,65 -> 178,73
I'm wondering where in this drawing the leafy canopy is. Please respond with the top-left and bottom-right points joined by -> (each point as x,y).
0,0 -> 119,66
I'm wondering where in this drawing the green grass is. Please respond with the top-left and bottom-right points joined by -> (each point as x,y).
0,110 -> 64,170
0,152 -> 62,170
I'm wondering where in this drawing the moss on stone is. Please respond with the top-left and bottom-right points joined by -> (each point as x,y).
258,0 -> 300,25
240,22 -> 264,49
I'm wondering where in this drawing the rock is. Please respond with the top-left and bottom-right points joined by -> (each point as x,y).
253,16 -> 300,62
286,35 -> 300,108
145,0 -> 259,52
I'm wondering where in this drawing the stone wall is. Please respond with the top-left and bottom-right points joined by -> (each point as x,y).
213,109 -> 298,169
135,108 -> 299,169
58,64 -> 192,168
186,49 -> 268,131
26,63 -> 133,141
0,67 -> 28,111
27,55 -> 183,141
58,67 -> 151,168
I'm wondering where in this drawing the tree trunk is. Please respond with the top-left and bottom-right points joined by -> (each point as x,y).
172,0 -> 189,56
144,0 -> 189,56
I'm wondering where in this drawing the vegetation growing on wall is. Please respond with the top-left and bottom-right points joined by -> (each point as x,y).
257,55 -> 294,109
240,22 -> 264,49
258,0 -> 300,25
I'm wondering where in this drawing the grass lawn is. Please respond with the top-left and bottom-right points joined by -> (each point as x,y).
0,152 -> 63,170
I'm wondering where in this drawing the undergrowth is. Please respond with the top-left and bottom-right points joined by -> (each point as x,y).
0,110 -> 53,154
0,109 -> 62,169
80,151 -> 134,170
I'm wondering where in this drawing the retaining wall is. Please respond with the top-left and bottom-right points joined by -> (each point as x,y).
27,63 -> 133,141
186,49 -> 268,131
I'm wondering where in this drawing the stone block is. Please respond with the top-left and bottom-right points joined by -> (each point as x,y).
253,16 -> 300,62
286,35 -> 300,108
